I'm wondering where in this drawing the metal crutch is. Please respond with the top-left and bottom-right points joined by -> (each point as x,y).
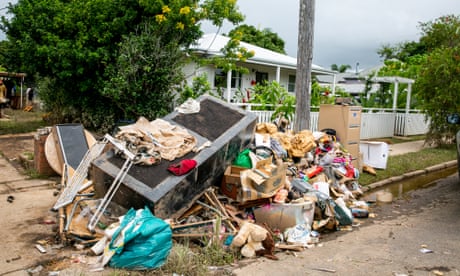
87,134 -> 135,232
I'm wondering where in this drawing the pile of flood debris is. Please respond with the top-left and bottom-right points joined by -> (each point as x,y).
43,97 -> 378,272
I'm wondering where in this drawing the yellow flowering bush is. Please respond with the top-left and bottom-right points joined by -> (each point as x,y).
179,6 -> 190,15
155,14 -> 166,23
176,22 -> 185,30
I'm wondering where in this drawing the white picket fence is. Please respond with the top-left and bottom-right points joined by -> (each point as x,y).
235,104 -> 429,139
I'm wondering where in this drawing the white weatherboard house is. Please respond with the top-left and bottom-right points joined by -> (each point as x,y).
184,33 -> 335,103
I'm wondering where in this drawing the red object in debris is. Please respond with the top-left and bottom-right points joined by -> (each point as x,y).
351,208 -> 369,218
168,159 -> 197,176
306,166 -> 323,179
246,89 -> 251,100
345,166 -> 355,178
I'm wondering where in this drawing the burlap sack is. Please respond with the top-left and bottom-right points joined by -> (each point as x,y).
271,132 -> 293,153
288,130 -> 316,157
255,122 -> 278,135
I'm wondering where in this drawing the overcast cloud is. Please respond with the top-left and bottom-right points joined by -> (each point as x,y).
1,0 -> 459,70
202,0 -> 460,70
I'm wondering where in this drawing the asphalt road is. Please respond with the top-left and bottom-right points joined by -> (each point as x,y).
233,172 -> 460,276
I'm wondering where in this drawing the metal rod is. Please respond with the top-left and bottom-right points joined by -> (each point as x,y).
64,196 -> 96,232
87,158 -> 133,232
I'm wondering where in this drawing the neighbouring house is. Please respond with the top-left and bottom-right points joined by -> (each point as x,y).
316,65 -> 415,111
316,65 -> 382,100
184,33 -> 335,103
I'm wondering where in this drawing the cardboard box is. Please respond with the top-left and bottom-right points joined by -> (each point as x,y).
359,141 -> 389,169
248,162 -> 288,194
221,157 -> 288,202
221,165 -> 247,199
239,162 -> 288,202
253,201 -> 315,232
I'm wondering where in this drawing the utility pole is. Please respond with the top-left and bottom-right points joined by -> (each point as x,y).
294,0 -> 315,132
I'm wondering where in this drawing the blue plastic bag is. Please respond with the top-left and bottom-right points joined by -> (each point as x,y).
108,207 -> 172,270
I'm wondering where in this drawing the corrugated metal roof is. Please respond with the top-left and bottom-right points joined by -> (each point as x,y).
191,33 -> 334,75
372,76 -> 415,84
0,72 -> 26,78
334,83 -> 380,94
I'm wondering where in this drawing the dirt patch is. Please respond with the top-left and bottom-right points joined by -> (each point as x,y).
0,133 -> 35,173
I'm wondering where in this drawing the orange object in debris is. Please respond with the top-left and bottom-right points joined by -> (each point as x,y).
306,166 -> 323,178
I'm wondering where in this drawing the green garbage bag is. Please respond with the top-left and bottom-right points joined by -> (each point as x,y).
108,207 -> 172,270
233,148 -> 253,168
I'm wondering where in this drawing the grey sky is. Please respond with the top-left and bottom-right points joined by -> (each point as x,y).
1,0 -> 459,70
202,0 -> 460,70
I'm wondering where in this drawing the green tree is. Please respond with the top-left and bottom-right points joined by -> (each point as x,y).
101,21 -> 185,125
380,14 -> 460,146
310,81 -> 335,106
177,74 -> 213,104
415,46 -> 460,146
205,30 -> 255,74
414,15 -> 460,146
330,64 -> 351,73
419,15 -> 460,50
377,42 -> 426,63
227,24 -> 286,54
0,40 -> 10,71
248,81 -> 295,122
374,56 -> 425,109
1,0 -> 244,132
375,19 -> 439,110
377,44 -> 399,61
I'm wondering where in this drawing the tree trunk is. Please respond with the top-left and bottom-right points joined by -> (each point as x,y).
294,0 -> 315,132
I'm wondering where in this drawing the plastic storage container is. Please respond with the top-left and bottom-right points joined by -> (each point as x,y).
253,200 -> 314,232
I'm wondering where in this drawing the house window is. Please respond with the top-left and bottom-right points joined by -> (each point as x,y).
231,72 -> 242,88
214,69 -> 226,88
255,72 -> 268,85
214,69 -> 241,88
288,75 -> 296,92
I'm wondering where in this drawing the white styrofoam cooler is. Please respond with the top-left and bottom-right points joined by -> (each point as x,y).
359,141 -> 389,169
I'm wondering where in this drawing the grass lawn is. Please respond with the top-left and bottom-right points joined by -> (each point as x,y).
0,108 -> 48,135
358,145 -> 457,186
363,135 -> 426,144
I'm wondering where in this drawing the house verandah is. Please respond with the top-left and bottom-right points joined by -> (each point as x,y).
184,33 -> 335,103
184,33 -> 428,139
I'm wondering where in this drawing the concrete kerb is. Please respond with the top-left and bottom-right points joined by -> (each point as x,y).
362,160 -> 458,192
